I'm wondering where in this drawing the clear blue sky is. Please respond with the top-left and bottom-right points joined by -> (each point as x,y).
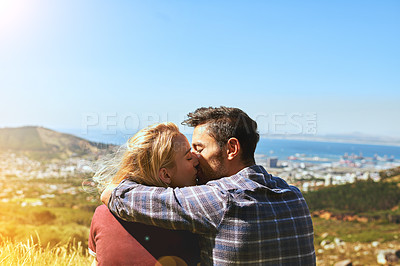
1,0 -> 399,137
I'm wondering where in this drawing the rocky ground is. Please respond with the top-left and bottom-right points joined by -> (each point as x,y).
316,237 -> 400,265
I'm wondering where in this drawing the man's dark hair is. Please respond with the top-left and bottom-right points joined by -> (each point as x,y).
182,106 -> 259,164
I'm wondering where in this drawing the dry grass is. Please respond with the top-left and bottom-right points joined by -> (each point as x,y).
0,234 -> 92,266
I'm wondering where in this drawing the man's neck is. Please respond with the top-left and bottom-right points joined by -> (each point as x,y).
226,161 -> 256,176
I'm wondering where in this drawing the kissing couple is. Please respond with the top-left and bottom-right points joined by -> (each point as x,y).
89,106 -> 316,265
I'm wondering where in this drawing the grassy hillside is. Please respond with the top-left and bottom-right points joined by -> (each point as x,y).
303,170 -> 400,264
303,178 -> 400,225
304,180 -> 400,212
0,175 -> 98,265
0,170 -> 399,265
0,126 -> 114,160
0,237 -> 92,266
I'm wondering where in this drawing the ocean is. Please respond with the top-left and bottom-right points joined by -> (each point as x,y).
254,138 -> 400,162
65,129 -> 400,163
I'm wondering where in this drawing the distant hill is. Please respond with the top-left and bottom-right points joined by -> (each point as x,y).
0,126 -> 115,160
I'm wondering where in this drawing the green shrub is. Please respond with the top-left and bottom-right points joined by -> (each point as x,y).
304,180 -> 400,213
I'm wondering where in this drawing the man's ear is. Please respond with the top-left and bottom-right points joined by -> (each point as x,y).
226,137 -> 240,161
158,168 -> 172,185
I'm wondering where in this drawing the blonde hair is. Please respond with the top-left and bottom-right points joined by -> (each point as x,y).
93,122 -> 181,190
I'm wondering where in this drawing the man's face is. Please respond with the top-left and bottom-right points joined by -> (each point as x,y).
192,124 -> 228,184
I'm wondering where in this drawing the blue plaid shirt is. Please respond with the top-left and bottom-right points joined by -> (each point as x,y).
109,165 -> 316,265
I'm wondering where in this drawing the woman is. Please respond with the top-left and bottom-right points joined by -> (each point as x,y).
88,122 -> 200,266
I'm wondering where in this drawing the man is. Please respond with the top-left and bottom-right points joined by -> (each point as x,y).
102,106 -> 316,265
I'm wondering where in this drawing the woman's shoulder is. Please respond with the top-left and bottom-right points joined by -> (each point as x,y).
94,204 -> 108,213
92,204 -> 116,224
93,204 -> 111,217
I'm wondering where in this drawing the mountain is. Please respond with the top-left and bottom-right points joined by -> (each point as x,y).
0,126 -> 115,160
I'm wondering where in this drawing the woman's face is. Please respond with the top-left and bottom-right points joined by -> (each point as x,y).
168,134 -> 198,188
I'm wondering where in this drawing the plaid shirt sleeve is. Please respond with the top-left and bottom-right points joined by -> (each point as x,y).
108,179 -> 229,234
